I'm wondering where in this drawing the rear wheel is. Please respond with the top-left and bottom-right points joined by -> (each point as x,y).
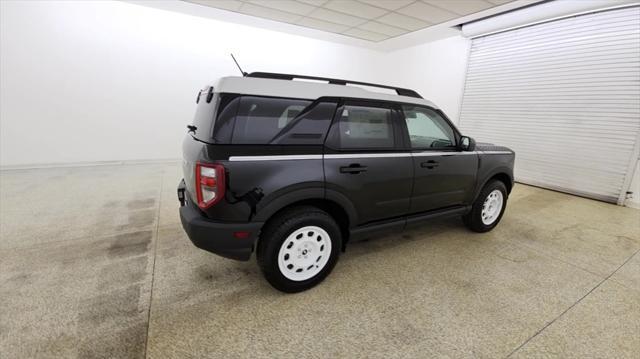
257,206 -> 341,293
463,180 -> 508,232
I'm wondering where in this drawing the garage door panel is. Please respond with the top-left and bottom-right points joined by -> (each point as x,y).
470,50 -> 640,67
470,45 -> 639,66
466,125 -> 639,145
463,93 -> 640,101
466,75 -> 640,85
516,165 -> 624,193
474,13 -> 640,49
466,73 -> 640,85
460,113 -> 638,128
468,64 -> 640,80
463,90 -> 640,99
462,99 -> 640,108
469,136 -> 637,157
481,25 -> 640,51
476,141 -> 636,165
472,34 -> 640,59
465,92 -> 640,99
475,28 -> 640,54
516,171 -> 625,193
476,22 -> 640,50
462,100 -> 640,108
467,64 -> 640,81
462,107 -> 640,115
464,82 -> 640,92
460,6 -> 640,204
462,120 -> 640,136
476,10 -> 640,46
516,161 -> 626,183
464,127 -> 639,145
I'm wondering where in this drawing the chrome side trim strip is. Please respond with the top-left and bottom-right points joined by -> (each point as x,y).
228,155 -> 322,161
324,153 -> 412,159
478,151 -> 513,155
411,151 -> 476,157
228,151 -> 509,161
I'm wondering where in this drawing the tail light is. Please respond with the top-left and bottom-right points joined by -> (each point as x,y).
195,162 -> 225,209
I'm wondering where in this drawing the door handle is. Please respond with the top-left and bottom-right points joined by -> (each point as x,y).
421,160 -> 439,169
340,164 -> 368,174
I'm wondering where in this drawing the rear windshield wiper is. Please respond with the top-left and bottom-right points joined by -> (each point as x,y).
190,135 -> 215,145
187,125 -> 215,145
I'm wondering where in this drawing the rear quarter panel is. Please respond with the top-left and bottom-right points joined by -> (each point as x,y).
183,142 -> 325,222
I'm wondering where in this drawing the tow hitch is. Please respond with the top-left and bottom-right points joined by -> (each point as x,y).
177,179 -> 186,207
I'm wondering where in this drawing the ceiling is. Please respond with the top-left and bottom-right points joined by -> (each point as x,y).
184,0 -> 516,42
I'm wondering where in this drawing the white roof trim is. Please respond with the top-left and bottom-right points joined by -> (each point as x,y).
212,76 -> 438,108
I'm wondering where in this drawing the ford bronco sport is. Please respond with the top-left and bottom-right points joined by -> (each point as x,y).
178,72 -> 515,293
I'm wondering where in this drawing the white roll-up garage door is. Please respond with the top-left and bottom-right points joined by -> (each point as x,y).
459,6 -> 640,204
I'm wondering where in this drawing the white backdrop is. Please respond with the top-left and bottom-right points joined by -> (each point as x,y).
380,36 -> 470,126
0,0 -> 469,167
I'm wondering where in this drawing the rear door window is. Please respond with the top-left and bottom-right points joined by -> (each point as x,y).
231,96 -> 314,144
269,102 -> 337,145
326,104 -> 396,149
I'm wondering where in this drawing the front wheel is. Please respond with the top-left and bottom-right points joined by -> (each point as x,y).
463,180 -> 508,232
257,206 -> 341,293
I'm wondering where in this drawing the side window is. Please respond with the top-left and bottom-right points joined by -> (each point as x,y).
329,104 -> 395,149
231,96 -> 313,144
269,102 -> 337,145
211,94 -> 240,143
402,105 -> 456,149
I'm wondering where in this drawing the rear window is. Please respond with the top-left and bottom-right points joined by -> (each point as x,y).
230,96 -> 335,145
191,87 -> 218,140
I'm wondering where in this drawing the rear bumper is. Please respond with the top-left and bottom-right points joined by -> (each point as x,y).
178,182 -> 262,261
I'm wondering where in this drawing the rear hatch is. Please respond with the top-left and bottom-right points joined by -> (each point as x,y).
182,86 -> 219,205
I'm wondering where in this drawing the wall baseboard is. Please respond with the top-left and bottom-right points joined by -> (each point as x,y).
0,158 -> 181,171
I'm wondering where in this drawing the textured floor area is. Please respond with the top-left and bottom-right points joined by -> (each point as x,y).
1,162 -> 638,358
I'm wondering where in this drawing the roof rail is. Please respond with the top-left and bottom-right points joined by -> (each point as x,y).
246,72 -> 423,99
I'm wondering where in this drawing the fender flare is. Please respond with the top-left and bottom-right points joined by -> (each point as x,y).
473,167 -> 514,202
325,188 -> 358,228
252,187 -> 357,227
253,187 -> 324,222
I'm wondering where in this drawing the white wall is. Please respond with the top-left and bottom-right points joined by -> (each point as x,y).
0,0 -> 388,166
380,36 -> 471,126
0,0 -> 469,167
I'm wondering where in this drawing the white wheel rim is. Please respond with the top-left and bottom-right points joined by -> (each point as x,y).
277,226 -> 332,281
481,189 -> 504,225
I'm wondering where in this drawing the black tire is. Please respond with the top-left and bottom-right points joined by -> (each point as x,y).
257,206 -> 341,293
463,180 -> 508,233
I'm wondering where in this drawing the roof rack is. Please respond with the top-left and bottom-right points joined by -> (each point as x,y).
246,72 -> 423,99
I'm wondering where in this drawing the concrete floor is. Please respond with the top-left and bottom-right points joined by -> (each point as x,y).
1,162 -> 638,358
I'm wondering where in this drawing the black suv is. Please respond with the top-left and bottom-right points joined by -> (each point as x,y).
178,73 -> 515,292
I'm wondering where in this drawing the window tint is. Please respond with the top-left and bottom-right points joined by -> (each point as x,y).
402,106 -> 455,149
211,94 -> 240,143
329,105 -> 395,149
231,97 -> 313,144
269,102 -> 337,145
191,88 -> 218,140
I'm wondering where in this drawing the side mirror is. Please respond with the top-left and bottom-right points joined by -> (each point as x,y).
460,136 -> 476,151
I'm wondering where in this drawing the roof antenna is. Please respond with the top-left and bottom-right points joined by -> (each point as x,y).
230,53 -> 248,77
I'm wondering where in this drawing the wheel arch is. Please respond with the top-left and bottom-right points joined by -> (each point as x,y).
254,194 -> 356,253
473,169 -> 514,203
490,172 -> 513,194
